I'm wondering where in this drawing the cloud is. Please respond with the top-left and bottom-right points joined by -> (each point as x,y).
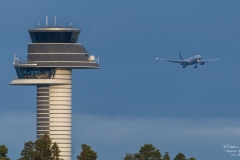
0,111 -> 35,160
72,114 -> 240,160
1,111 -> 240,160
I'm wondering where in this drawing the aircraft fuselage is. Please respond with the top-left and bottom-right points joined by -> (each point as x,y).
155,53 -> 219,68
181,55 -> 202,67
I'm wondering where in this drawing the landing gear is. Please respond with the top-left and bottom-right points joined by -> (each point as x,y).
194,65 -> 197,68
183,66 -> 186,68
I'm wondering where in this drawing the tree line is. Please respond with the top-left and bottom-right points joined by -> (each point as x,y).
122,143 -> 196,160
1,135 -> 195,160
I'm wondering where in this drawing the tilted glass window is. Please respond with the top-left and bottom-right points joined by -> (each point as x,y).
15,67 -> 55,79
30,32 -> 79,43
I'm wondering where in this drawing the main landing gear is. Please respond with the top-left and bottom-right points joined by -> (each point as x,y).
194,64 -> 197,68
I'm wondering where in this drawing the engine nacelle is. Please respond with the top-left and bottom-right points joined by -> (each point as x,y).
200,62 -> 205,65
180,61 -> 185,65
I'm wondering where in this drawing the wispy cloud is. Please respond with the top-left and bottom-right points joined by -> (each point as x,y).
0,111 -> 35,160
1,112 -> 240,160
73,114 -> 240,160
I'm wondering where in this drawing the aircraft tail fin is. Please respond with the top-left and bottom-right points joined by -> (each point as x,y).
179,53 -> 183,60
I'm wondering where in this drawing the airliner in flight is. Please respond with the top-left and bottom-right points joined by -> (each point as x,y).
155,53 -> 219,68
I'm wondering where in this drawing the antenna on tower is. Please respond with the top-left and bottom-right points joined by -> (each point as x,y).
55,16 -> 56,27
46,15 -> 48,28
53,16 -> 57,27
38,20 -> 40,27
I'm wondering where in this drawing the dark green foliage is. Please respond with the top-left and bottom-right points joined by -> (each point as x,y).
122,153 -> 134,160
77,144 -> 98,160
0,145 -> 10,160
18,141 -> 35,160
134,144 -> 161,160
35,134 -> 52,160
18,134 -> 63,160
163,152 -> 170,160
51,142 -> 61,160
0,158 -> 10,160
123,144 -> 196,160
173,152 -> 186,160
0,145 -> 8,157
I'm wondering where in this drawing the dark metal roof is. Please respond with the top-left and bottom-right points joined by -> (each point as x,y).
28,28 -> 80,32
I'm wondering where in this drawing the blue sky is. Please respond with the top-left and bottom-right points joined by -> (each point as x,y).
1,1 -> 240,159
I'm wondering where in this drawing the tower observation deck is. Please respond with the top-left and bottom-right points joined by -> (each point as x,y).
10,27 -> 100,160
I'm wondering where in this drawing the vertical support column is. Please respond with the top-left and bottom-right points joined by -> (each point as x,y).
37,85 -> 50,138
49,69 -> 72,160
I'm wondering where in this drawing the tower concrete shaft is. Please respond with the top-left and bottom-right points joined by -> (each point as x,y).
37,69 -> 72,159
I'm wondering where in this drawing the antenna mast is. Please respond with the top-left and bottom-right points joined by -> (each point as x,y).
38,20 -> 40,27
55,16 -> 56,27
46,15 -> 48,28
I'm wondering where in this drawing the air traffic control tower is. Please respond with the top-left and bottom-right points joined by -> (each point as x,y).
10,24 -> 100,160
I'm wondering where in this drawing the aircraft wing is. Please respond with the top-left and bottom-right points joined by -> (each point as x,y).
199,59 -> 219,63
155,58 -> 182,63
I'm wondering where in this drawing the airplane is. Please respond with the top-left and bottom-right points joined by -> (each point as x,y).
155,53 -> 219,68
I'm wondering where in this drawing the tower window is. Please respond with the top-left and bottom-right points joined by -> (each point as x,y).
29,32 -> 79,43
15,67 -> 55,79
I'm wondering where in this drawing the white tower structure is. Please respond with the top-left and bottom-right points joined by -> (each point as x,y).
10,27 -> 100,160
